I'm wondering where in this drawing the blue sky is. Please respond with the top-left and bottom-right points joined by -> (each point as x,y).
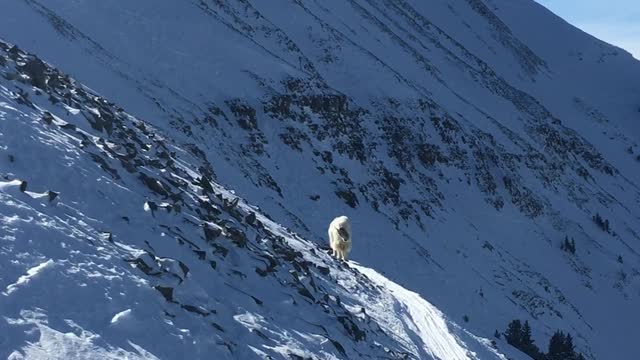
535,0 -> 640,59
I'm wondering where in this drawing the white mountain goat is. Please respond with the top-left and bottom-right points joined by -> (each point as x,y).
328,216 -> 352,261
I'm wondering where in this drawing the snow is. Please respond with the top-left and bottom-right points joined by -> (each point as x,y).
354,263 -> 485,360
0,0 -> 639,359
0,41 -> 508,359
4,259 -> 55,296
110,309 -> 132,325
0,180 -> 22,192
5,309 -> 159,360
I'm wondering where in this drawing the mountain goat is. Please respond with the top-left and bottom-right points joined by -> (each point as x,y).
328,216 -> 352,261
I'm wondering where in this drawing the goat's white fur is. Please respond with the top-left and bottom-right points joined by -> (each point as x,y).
328,216 -> 352,261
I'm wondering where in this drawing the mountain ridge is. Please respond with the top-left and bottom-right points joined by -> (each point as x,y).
0,39 -> 510,359
1,0 -> 639,358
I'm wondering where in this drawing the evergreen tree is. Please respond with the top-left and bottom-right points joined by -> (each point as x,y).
505,320 -> 542,359
564,333 -> 575,355
570,238 -> 576,254
521,321 -> 542,359
522,321 -> 532,341
593,213 -> 605,231
592,213 -> 601,226
592,213 -> 612,233
505,320 -> 523,348
547,330 -> 567,360
504,321 -> 594,360
547,330 -> 581,360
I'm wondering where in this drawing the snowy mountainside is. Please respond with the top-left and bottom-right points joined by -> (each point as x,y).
1,0 -> 640,359
0,40 -> 509,359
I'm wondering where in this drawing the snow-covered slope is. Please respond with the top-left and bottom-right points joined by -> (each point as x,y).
1,0 -> 639,359
0,41 -> 510,359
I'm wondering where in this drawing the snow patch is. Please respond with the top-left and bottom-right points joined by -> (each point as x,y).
110,309 -> 132,324
4,259 -> 55,295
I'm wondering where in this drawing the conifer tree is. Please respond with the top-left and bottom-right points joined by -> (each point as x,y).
521,321 -> 542,359
505,320 -> 523,348
547,330 -> 567,360
522,321 -> 533,346
505,320 -> 543,359
565,333 -> 575,354
547,330 -> 582,360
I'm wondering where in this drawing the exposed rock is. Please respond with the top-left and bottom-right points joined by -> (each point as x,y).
244,212 -> 256,225
154,286 -> 175,303
19,57 -> 48,89
47,190 -> 59,202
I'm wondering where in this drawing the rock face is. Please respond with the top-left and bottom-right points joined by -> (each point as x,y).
0,1 -> 639,359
